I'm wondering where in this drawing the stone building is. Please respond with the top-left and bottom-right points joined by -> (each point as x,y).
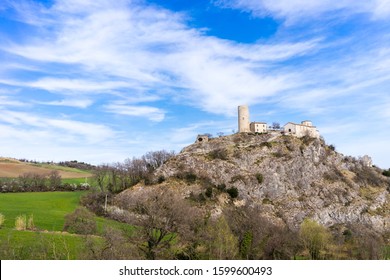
196,134 -> 209,143
237,106 -> 320,138
250,122 -> 267,133
283,121 -> 320,138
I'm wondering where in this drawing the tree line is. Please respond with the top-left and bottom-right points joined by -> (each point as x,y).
91,150 -> 175,193
0,171 -> 89,193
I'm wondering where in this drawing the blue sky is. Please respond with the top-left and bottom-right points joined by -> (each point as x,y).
0,0 -> 389,167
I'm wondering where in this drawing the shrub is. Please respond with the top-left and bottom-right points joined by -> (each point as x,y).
217,184 -> 226,191
230,175 -> 245,183
352,166 -> 385,187
262,198 -> 273,205
226,187 -> 239,199
272,150 -> 284,158
63,207 -> 97,235
185,172 -> 197,184
0,213 -> 5,228
209,148 -> 229,160
175,171 -> 198,184
80,191 -> 112,216
260,142 -> 273,149
301,135 -> 315,146
382,169 -> 390,177
205,186 -> 213,198
15,215 -> 27,231
256,173 -> 264,184
157,175 -> 166,183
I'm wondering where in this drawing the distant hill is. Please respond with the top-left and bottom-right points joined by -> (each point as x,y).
0,157 -> 93,179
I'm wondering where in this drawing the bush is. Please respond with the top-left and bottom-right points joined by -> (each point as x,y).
217,184 -> 226,191
63,207 -> 97,235
260,142 -> 273,149
0,213 -> 5,228
352,166 -> 385,187
80,191 -> 111,216
209,148 -> 229,160
205,186 -> 213,198
157,175 -> 166,183
15,215 -> 27,231
226,187 -> 239,199
185,173 -> 197,184
382,169 -> 390,177
256,173 -> 264,184
175,171 -> 198,184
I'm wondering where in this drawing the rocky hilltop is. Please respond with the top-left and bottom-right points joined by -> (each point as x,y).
118,133 -> 390,234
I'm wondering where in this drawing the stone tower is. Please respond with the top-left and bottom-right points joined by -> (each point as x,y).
238,105 -> 250,133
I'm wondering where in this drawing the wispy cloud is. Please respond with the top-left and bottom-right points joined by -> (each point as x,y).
0,110 -> 116,143
0,0 -> 390,166
0,95 -> 27,107
214,0 -> 390,21
1,0 -> 321,115
104,103 -> 166,122
34,98 -> 94,109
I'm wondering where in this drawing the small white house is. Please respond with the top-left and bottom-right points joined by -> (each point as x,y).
284,121 -> 320,138
250,122 -> 267,133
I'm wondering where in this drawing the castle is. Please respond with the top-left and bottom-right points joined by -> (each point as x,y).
238,105 -> 320,138
196,105 -> 320,143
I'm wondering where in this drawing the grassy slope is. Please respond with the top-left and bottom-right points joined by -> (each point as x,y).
0,191 -> 134,259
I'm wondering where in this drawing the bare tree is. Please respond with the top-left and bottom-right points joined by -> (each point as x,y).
48,170 -> 62,190
272,122 -> 281,130
142,150 -> 175,171
117,188 -> 200,260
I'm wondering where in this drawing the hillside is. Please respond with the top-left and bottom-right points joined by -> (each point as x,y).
116,133 -> 390,235
0,158 -> 93,179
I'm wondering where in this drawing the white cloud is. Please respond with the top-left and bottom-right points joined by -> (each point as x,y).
1,0 -> 321,116
1,0 -> 390,166
215,0 -> 390,20
0,110 -> 116,143
28,78 -> 132,92
35,98 -> 94,108
0,95 -> 27,107
104,104 -> 166,122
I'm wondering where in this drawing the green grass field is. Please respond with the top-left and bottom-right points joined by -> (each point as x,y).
0,191 -> 134,259
0,192 -> 85,231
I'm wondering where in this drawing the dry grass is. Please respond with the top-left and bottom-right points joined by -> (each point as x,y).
0,213 -> 5,228
27,214 -> 35,230
15,215 -> 27,231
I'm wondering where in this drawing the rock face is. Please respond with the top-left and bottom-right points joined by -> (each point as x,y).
125,133 -> 390,234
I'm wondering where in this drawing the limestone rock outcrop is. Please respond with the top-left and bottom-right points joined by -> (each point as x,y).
122,133 -> 390,234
